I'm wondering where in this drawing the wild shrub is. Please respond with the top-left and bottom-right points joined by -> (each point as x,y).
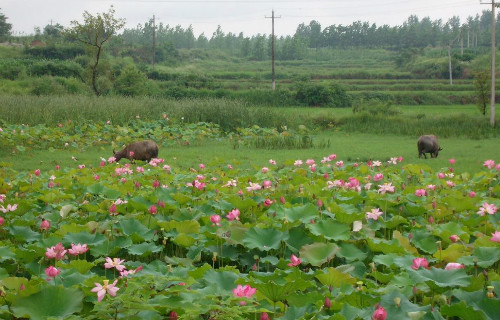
114,64 -> 148,96
295,81 -> 351,107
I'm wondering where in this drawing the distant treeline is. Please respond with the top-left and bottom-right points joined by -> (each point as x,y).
115,11 -> 499,62
12,10 -> 500,64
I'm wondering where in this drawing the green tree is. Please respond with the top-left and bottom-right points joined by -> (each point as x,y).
0,9 -> 12,40
114,64 -> 147,96
65,6 -> 125,96
473,71 -> 490,116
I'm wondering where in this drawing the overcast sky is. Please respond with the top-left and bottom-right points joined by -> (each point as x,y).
2,0 -> 490,37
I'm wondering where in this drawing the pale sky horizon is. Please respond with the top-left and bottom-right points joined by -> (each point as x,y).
1,0 -> 491,38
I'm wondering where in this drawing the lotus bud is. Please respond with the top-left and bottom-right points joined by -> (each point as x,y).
394,297 -> 401,307
324,296 -> 332,309
487,286 -> 495,298
259,312 -> 270,320
168,311 -> 178,320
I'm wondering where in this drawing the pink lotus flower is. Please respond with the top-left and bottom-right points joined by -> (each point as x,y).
0,194 -> 4,203
445,262 -> 465,270
426,184 -> 436,191
287,254 -> 301,267
324,296 -> 332,309
490,231 -> 500,243
120,265 -> 143,278
496,163 -> 500,171
306,159 -> 315,166
477,203 -> 498,216
34,169 -> 41,176
336,160 -> 344,167
415,189 -> 427,197
246,182 -> 262,192
45,266 -> 60,280
199,163 -> 205,169
373,173 -> 383,182
210,214 -> 221,226
372,306 -> 387,320
366,208 -> 384,220
411,257 -> 429,270
91,279 -> 119,302
45,243 -> 67,260
104,257 -> 126,271
68,243 -> 89,256
263,198 -> 273,207
449,235 -> 460,243
261,167 -> 269,173
469,191 -> 476,198
446,181 -> 455,188
227,209 -> 240,221
269,159 -> 276,165
152,180 -> 160,188
437,172 -> 445,179
449,158 -> 456,165
294,160 -> 303,167
0,204 -> 17,213
328,154 -> 337,160
108,156 -> 116,163
378,183 -> 395,194
262,180 -> 272,189
136,167 -> 144,173
40,219 -> 50,231
0,217 -> 4,226
233,284 -> 256,298
483,159 -> 495,169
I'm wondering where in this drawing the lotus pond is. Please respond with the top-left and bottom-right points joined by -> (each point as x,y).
0,122 -> 500,320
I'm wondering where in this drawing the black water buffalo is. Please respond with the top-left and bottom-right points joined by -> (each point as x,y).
417,135 -> 442,159
113,140 -> 159,162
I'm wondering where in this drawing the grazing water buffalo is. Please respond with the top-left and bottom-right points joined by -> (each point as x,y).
417,135 -> 442,159
113,140 -> 159,162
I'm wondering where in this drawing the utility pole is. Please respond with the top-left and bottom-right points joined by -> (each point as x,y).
481,0 -> 497,127
266,10 -> 280,90
152,14 -> 156,71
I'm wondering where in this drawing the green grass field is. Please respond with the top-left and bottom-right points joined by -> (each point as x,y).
2,131 -> 498,175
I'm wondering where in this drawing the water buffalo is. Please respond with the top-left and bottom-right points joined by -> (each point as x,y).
113,140 -> 159,162
417,135 -> 442,159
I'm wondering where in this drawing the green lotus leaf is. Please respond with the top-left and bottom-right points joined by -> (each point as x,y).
458,247 -> 500,268
118,218 -> 154,241
0,246 -> 16,262
332,203 -> 363,224
307,219 -> 350,241
275,203 -> 317,223
433,243 -> 466,262
367,238 -> 406,254
408,267 -> 471,291
197,269 -> 239,295
337,243 -> 368,261
63,231 -> 106,247
8,226 -> 42,242
434,221 -> 470,243
64,260 -> 95,274
441,300 -> 487,320
385,215 -> 408,229
127,242 -> 163,256
128,196 -> 151,211
380,290 -> 430,320
451,287 -> 500,320
11,286 -> 83,320
281,305 -> 319,320
315,267 -> 357,288
174,233 -> 196,247
300,242 -> 339,267
242,227 -> 287,251
391,231 -> 417,255
285,226 -> 314,252
411,229 -> 438,254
